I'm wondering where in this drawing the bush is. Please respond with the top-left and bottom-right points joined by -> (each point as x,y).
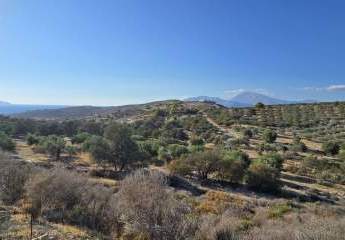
185,149 -> 222,180
26,168 -> 114,232
26,133 -> 40,146
138,139 -> 160,158
290,135 -> 307,152
262,129 -> 277,143
243,129 -> 253,139
167,144 -> 189,159
87,136 -> 112,166
246,162 -> 281,193
322,141 -> 340,155
257,153 -> 283,170
217,150 -> 250,183
113,169 -> 197,239
38,135 -> 66,160
71,132 -> 91,144
157,146 -> 172,163
190,135 -> 204,146
65,145 -> 78,159
0,131 -> 15,152
0,152 -> 32,204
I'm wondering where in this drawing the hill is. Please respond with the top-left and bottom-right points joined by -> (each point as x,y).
11,100 -> 217,120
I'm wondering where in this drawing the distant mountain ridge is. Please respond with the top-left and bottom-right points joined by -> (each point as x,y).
185,96 -> 249,107
185,92 -> 316,107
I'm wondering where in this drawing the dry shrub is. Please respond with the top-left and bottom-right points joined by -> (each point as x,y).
196,191 -> 248,215
295,217 -> 345,240
0,151 -> 33,204
112,169 -> 198,240
244,216 -> 345,240
196,208 -> 255,240
25,167 -> 115,233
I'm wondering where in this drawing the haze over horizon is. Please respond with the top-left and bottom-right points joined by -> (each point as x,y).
1,0 -> 345,105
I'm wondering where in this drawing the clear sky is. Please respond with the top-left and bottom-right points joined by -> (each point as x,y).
0,0 -> 344,105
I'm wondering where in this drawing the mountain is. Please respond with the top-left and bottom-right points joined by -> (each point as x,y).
231,92 -> 292,105
186,92 -> 316,107
185,96 -> 250,107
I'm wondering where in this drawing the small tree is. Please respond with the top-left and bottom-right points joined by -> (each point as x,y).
185,149 -> 222,180
263,129 -> 277,143
87,136 -> 111,166
105,123 -> 142,171
40,135 -> 66,160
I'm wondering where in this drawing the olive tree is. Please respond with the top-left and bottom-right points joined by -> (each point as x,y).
105,123 -> 142,171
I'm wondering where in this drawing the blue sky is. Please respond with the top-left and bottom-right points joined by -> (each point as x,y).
0,0 -> 344,105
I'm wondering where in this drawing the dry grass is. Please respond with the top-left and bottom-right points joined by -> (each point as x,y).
197,191 -> 247,214
15,140 -> 49,163
53,223 -> 89,237
89,177 -> 118,188
302,139 -> 322,151
74,152 -> 94,166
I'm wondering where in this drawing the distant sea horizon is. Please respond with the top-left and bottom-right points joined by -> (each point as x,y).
0,104 -> 65,115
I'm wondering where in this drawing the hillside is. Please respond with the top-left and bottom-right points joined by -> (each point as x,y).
11,100 -> 222,120
1,100 -> 345,239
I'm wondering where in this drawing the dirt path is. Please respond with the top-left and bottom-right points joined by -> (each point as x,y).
203,114 -> 241,138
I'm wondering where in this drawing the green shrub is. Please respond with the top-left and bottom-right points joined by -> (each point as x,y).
262,129 -> 277,143
190,135 -> 204,146
257,153 -> 283,170
246,161 -> 281,193
71,132 -> 91,144
268,202 -> 293,218
0,131 -> 15,152
39,135 -> 66,160
26,133 -> 40,146
217,150 -> 250,183
167,144 -> 189,159
322,141 -> 340,156
243,128 -> 253,138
